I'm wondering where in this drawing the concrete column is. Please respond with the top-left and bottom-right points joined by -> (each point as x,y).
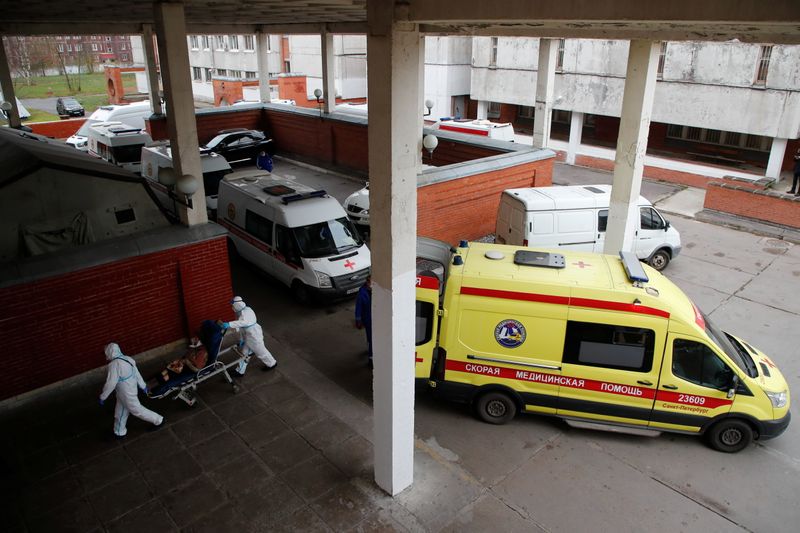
142,24 -> 164,116
766,137 -> 787,181
0,37 -> 22,128
321,30 -> 336,114
476,100 -> 488,120
532,38 -> 557,149
367,2 -> 420,496
603,40 -> 660,256
154,1 -> 207,226
257,31 -> 271,103
566,111 -> 584,165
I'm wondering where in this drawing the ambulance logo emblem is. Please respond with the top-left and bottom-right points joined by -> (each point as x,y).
494,319 -> 526,348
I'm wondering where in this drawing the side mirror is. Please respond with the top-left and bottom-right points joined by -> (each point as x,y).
726,374 -> 739,399
664,220 -> 671,231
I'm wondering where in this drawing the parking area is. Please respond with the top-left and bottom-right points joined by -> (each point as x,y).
2,160 -> 798,532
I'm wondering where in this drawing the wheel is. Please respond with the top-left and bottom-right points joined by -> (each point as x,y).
648,249 -> 671,271
291,281 -> 311,304
706,419 -> 754,453
474,391 -> 517,425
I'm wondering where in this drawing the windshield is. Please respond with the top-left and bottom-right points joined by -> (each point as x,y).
111,144 -> 144,164
291,217 -> 363,258
76,119 -> 100,137
702,312 -> 757,377
64,99 -> 79,106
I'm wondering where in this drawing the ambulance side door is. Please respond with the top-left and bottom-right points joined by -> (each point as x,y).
650,335 -> 735,433
556,315 -> 662,427
415,275 -> 440,380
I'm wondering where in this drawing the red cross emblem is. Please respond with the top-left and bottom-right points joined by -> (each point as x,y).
344,259 -> 355,270
572,261 -> 592,269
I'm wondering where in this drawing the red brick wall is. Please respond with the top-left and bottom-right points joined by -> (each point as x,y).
426,137 -> 504,167
704,180 -> 800,228
146,109 -> 264,144
418,159 -> 553,245
0,237 -> 234,400
29,119 -> 86,139
575,155 -> 715,189
213,79 -> 245,107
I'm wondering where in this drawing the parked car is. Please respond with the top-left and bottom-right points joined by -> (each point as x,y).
202,128 -> 274,164
343,182 -> 370,229
56,97 -> 85,117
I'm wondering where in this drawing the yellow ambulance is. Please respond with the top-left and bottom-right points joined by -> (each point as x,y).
414,239 -> 790,452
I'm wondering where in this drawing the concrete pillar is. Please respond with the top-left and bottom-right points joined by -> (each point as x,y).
532,38 -> 557,149
766,137 -> 787,181
603,40 -> 660,256
257,31 -> 272,103
154,1 -> 207,226
367,2 -> 420,496
142,24 -> 164,116
476,100 -> 488,120
0,38 -> 22,128
321,30 -> 336,114
566,111 -> 584,165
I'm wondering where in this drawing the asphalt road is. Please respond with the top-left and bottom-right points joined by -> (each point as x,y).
231,158 -> 799,532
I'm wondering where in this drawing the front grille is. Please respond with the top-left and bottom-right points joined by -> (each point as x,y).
332,267 -> 370,291
347,204 -> 363,214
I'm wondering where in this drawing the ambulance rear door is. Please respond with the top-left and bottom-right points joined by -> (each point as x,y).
415,274 -> 441,380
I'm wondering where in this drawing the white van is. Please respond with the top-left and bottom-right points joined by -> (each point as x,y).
141,143 -> 233,217
218,172 -> 371,302
87,122 -> 153,174
66,101 -> 152,151
495,184 -> 681,270
434,118 -> 515,142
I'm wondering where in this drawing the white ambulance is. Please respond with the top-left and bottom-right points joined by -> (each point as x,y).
433,118 -> 516,142
495,184 -> 682,271
87,121 -> 152,174
67,100 -> 152,151
217,172 -> 371,302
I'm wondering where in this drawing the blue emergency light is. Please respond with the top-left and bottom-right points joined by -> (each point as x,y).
619,251 -> 649,283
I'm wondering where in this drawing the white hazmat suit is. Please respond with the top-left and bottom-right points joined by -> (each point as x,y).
226,296 -> 277,374
100,343 -> 163,437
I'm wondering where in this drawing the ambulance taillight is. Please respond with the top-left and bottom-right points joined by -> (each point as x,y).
523,239 -> 528,246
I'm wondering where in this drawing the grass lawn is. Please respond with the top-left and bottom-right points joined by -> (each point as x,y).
13,72 -> 140,100
24,109 -> 61,123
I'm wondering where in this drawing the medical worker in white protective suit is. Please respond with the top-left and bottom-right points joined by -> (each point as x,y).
221,296 -> 277,375
99,343 -> 164,438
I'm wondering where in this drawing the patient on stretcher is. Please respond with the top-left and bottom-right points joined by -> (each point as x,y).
158,337 -> 208,383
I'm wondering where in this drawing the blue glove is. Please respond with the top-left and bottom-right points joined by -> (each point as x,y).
99,398 -> 105,406
222,322 -> 230,329
142,386 -> 149,395
238,339 -> 245,347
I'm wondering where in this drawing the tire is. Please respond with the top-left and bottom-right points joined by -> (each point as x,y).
292,281 -> 311,304
706,419 -> 754,453
475,391 -> 517,425
648,249 -> 671,271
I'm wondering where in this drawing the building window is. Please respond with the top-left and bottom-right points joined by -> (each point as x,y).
245,71 -> 258,79
489,37 -> 498,67
284,60 -> 291,72
66,44 -> 73,52
244,35 -> 255,51
704,129 -> 721,143
119,43 -> 126,51
685,127 -> 701,141
204,68 -> 213,81
91,35 -> 97,40
190,35 -> 199,50
755,44 -> 772,85
553,110 -> 571,124
57,44 -> 64,52
106,46 -> 113,53
192,67 -> 202,81
91,43 -> 99,51
74,35 -> 80,40
228,35 -> 239,51
724,132 -> 741,147
657,41 -> 668,80
488,102 -> 501,118
229,70 -> 241,79
556,38 -> 565,72
202,35 -> 210,50
563,321 -> 655,372
121,54 -> 128,62
518,105 -> 535,119
105,36 -> 111,42
216,35 -> 225,50
217,69 -> 228,77
75,44 -> 82,52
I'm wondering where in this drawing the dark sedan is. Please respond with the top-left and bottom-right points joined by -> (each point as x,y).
202,128 -> 275,164
56,97 -> 85,117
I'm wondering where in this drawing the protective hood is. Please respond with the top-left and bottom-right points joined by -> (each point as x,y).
105,342 -> 122,361
231,296 -> 246,314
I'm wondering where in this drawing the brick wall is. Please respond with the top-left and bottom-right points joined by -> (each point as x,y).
575,155 -> 715,189
418,159 -> 553,244
704,179 -> 800,228
29,119 -> 85,139
0,236 -> 234,401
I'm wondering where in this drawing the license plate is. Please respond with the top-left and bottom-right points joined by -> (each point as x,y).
347,287 -> 359,294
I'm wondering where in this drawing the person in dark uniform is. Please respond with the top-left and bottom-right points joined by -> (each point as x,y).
354,275 -> 373,367
789,148 -> 800,195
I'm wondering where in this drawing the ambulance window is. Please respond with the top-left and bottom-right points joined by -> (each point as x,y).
672,339 -> 734,391
416,301 -> 434,345
598,210 -> 608,232
276,224 -> 300,264
640,207 -> 665,230
245,210 -> 273,245
563,321 -> 654,372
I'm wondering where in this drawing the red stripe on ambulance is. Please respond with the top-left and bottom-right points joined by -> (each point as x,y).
416,275 -> 440,290
439,124 -> 490,136
460,286 -> 670,319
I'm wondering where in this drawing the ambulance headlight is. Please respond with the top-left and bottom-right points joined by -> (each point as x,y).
766,390 -> 787,408
315,271 -> 332,288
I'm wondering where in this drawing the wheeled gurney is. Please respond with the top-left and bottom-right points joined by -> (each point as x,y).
147,320 -> 248,406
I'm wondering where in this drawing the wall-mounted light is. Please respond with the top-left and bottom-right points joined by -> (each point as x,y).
159,167 -> 198,209
423,99 -> 434,117
313,88 -> 323,117
423,134 -> 439,162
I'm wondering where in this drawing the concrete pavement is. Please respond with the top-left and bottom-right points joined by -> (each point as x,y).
2,159 -> 799,532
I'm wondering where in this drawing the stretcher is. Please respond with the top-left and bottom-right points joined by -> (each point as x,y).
147,320 -> 248,406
